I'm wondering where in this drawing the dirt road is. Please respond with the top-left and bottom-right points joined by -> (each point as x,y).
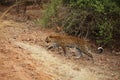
0,20 -> 120,80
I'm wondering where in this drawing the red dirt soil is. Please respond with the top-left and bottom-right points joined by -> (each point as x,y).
0,5 -> 120,80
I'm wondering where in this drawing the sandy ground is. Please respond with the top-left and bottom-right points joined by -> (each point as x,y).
0,19 -> 120,80
0,4 -> 120,80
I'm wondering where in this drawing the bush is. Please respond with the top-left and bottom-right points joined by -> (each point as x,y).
42,0 -> 120,49
42,0 -> 61,27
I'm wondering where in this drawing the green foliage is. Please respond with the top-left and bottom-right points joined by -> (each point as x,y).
96,19 -> 113,46
42,0 -> 120,48
69,0 -> 120,13
63,9 -> 91,37
42,0 -> 61,27
62,0 -> 120,47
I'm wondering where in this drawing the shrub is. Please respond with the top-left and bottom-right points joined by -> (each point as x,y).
41,0 -> 120,48
42,0 -> 61,27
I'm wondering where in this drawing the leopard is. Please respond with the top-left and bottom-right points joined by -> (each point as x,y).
45,34 -> 98,61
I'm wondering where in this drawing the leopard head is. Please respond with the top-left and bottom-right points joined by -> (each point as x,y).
45,35 -> 54,43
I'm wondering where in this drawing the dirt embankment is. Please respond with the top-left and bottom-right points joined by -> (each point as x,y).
0,20 -> 53,80
0,19 -> 120,80
0,3 -> 120,80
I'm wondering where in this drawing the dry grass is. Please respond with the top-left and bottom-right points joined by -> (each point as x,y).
14,41 -> 98,80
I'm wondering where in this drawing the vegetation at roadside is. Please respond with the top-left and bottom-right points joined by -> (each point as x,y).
0,0 -> 119,50
42,0 -> 120,49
